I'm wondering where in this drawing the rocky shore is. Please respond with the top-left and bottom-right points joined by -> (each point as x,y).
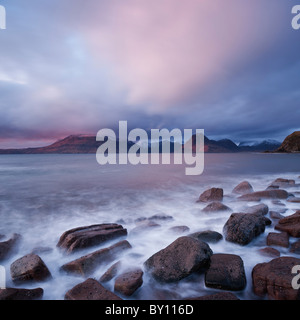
0,177 -> 300,300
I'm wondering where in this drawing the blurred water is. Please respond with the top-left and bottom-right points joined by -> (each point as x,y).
0,153 -> 299,300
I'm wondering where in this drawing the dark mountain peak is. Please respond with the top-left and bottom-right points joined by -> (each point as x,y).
275,131 -> 300,153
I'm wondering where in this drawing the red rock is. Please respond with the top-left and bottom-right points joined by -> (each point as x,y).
65,278 -> 122,300
61,240 -> 131,277
0,234 -> 21,262
275,211 -> 300,237
258,247 -> 280,258
232,181 -> 254,195
197,188 -> 223,203
99,261 -> 122,283
0,287 -> 43,300
238,189 -> 288,201
57,224 -> 127,253
202,201 -> 231,213
114,268 -> 143,296
266,232 -> 289,248
252,256 -> 300,300
185,292 -> 239,300
10,254 -> 51,283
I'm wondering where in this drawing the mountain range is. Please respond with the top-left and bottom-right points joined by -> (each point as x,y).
0,133 -> 286,154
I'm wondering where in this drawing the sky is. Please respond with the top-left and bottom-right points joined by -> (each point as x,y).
0,0 -> 300,148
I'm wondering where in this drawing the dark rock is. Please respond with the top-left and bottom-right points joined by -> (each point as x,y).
189,230 -> 223,243
275,131 -> 300,153
168,226 -> 190,234
114,268 -> 143,296
0,287 -> 43,300
290,240 -> 300,254
269,178 -> 296,189
244,203 -> 268,215
205,254 -> 247,291
258,247 -> 280,258
269,211 -> 284,220
144,236 -> 212,283
185,292 -> 239,300
0,233 -> 21,262
275,211 -> 300,237
61,240 -> 131,277
232,181 -> 254,195
238,189 -> 289,201
266,232 -> 289,248
130,220 -> 160,235
31,247 -> 53,255
202,201 -> 231,213
197,188 -> 223,203
10,253 -> 51,283
223,213 -> 267,245
65,278 -> 122,300
99,261 -> 122,283
57,224 -> 127,253
148,214 -> 173,221
252,256 -> 300,300
287,197 -> 300,203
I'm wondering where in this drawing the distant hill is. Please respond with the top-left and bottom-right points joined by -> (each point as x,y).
0,133 -> 290,154
275,131 -> 300,153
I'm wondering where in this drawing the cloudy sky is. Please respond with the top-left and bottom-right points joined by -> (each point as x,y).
0,0 -> 299,148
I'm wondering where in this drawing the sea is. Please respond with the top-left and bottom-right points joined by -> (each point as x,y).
0,153 -> 299,300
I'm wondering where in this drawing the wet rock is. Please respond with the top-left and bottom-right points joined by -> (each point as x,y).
202,201 -> 231,213
275,211 -> 300,237
168,226 -> 190,234
130,220 -> 160,235
0,233 -> 21,262
10,253 -> 51,283
252,256 -> 300,300
57,224 -> 127,253
189,230 -> 223,244
197,188 -> 223,203
65,278 -> 122,300
266,232 -> 289,248
114,268 -> 143,296
0,287 -> 43,300
232,181 -> 254,195
31,247 -> 53,255
99,261 -> 122,283
244,203 -> 268,216
205,254 -> 247,291
287,197 -> 300,203
258,247 -> 280,258
290,240 -> 300,254
185,291 -> 239,300
269,178 -> 296,189
269,211 -> 284,220
144,236 -> 212,283
238,189 -> 289,201
61,240 -> 131,277
148,214 -> 173,221
223,213 -> 267,245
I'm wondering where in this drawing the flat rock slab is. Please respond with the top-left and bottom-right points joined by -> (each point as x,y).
61,240 -> 132,277
10,253 -> 51,283
238,189 -> 288,201
114,268 -> 143,296
144,236 -> 212,283
57,224 -> 127,253
185,292 -> 239,300
266,232 -> 289,248
0,287 -> 43,300
65,278 -> 122,300
223,213 -> 267,245
232,181 -> 254,195
244,204 -> 269,215
205,253 -> 247,291
252,256 -> 300,300
275,211 -> 300,237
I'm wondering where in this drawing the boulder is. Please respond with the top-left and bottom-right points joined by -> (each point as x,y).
290,240 -> 300,254
65,278 -> 122,300
188,230 -> 223,244
61,240 -> 131,277
238,189 -> 289,201
275,211 -> 300,237
10,254 -> 51,283
258,247 -> 280,258
197,188 -> 223,203
266,232 -> 289,248
0,234 -> 21,262
168,226 -> 190,234
223,213 -> 268,245
144,236 -> 212,283
99,261 -> 122,283
0,287 -> 43,300
202,202 -> 231,213
205,254 -> 247,291
252,256 -> 300,300
232,181 -> 254,195
244,203 -> 268,216
185,292 -> 239,300
269,178 -> 296,189
269,211 -> 284,220
114,268 -> 143,296
57,224 -> 127,253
